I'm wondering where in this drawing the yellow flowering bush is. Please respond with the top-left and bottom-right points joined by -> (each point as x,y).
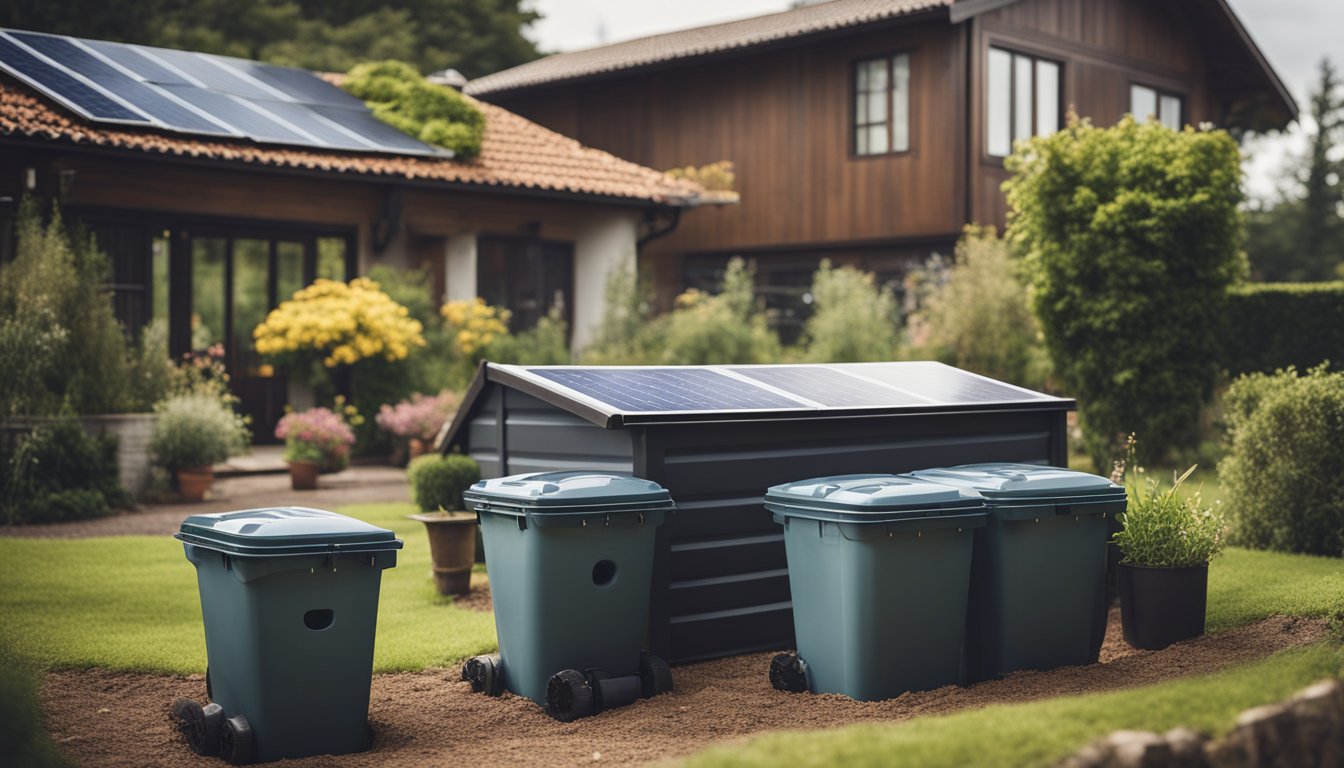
254,277 -> 425,369
441,298 -> 511,356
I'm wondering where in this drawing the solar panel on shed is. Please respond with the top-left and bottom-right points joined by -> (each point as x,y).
530,368 -> 807,412
0,28 -> 442,156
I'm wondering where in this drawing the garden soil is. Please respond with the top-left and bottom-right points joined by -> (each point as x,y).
40,610 -> 1324,768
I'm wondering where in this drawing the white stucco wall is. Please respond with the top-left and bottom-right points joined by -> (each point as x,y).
572,212 -> 639,351
443,232 -> 477,304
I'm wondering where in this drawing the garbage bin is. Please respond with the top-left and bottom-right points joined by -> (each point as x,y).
763,474 -> 987,701
172,507 -> 402,764
460,472 -> 676,721
909,464 -> 1125,682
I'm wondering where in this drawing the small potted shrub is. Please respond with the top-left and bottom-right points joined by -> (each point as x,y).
1113,448 -> 1226,650
150,393 -> 250,502
407,453 -> 481,596
275,406 -> 357,490
375,391 -> 458,463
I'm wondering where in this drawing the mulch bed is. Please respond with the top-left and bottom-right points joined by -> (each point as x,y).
40,610 -> 1324,767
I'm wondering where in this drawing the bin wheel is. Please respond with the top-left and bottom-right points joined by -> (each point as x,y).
219,714 -> 256,765
769,653 -> 810,694
638,652 -> 673,698
545,669 -> 595,722
464,654 -> 503,696
172,698 -> 221,756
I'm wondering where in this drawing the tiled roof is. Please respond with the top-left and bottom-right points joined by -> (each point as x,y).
0,75 -> 706,206
467,0 -> 952,96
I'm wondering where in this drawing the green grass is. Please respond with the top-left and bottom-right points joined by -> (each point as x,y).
0,502 -> 497,674
682,643 -> 1344,768
1207,547 -> 1344,631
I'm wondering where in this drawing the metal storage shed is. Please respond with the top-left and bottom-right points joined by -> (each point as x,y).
441,361 -> 1075,663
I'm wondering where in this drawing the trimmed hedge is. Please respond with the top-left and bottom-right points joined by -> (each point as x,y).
1225,282 -> 1344,375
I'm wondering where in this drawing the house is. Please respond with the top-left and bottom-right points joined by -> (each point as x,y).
467,0 -> 1297,326
0,28 -> 716,431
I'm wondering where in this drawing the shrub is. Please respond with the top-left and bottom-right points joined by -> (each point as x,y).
2,418 -> 127,525
1005,116 -> 1244,468
376,392 -> 460,443
914,226 -> 1050,390
581,262 -> 660,365
275,403 -> 359,472
1113,439 -> 1226,567
803,260 -> 900,362
485,300 -> 573,367
150,394 -> 250,473
407,453 -> 481,512
1219,365 -> 1344,556
0,641 -> 72,768
342,60 -> 485,159
665,161 -> 736,192
656,258 -> 780,365
1223,282 -> 1344,376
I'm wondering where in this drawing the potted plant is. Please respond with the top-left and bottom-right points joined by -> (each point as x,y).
1113,441 -> 1226,650
375,391 -> 459,464
275,405 -> 357,490
149,393 -> 250,502
406,453 -> 481,596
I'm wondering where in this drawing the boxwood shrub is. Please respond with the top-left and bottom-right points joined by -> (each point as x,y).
407,453 -> 480,512
1223,282 -> 1344,376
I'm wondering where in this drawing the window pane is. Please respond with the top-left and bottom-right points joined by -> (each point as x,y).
1036,60 -> 1059,137
191,238 -> 226,351
276,240 -> 304,303
866,59 -> 887,92
892,53 -> 910,151
987,48 -> 1012,156
1160,94 -> 1183,130
868,86 -> 887,123
867,124 -> 888,154
1014,54 -> 1033,142
317,237 -> 348,281
151,234 -> 169,325
855,91 -> 867,123
233,239 -> 269,376
1131,84 -> 1157,121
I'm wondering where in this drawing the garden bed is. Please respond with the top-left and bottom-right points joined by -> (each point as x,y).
39,610 -> 1325,767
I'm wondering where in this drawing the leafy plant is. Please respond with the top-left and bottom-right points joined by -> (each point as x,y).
1219,365 -> 1344,556
275,402 -> 359,471
803,260 -> 900,362
665,161 -> 736,192
655,258 -> 780,365
484,299 -> 572,367
581,262 -> 661,365
1112,437 -> 1226,568
376,391 -> 459,443
407,453 -> 480,512
342,60 -> 485,159
2,418 -> 128,525
1005,116 -> 1244,468
150,394 -> 250,473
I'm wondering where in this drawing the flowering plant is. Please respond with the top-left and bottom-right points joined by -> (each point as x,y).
376,391 -> 459,443
275,400 -> 360,471
440,297 -> 510,356
253,278 -> 426,371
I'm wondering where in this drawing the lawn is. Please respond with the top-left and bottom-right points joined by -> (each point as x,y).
0,502 -> 496,674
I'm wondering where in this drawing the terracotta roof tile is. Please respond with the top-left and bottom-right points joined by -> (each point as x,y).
466,0 -> 952,96
0,76 -> 705,206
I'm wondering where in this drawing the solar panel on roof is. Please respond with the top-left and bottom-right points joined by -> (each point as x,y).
0,27 -> 442,157
731,366 -> 931,407
850,362 -> 1051,404
530,368 -> 807,412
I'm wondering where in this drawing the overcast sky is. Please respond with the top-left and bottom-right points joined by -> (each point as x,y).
527,0 -> 1343,201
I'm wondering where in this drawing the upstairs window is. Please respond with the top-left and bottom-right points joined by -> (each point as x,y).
1131,84 -> 1184,130
987,47 -> 1060,157
854,53 -> 910,155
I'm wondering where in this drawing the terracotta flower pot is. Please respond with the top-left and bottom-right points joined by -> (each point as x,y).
1118,562 -> 1209,650
409,511 -> 477,596
408,438 -> 426,460
288,460 -> 320,491
176,466 -> 213,503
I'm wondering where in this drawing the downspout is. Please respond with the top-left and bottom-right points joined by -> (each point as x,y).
964,17 -> 975,230
636,205 -> 682,248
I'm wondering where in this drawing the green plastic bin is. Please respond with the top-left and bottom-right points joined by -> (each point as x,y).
763,474 -> 987,701
461,472 -> 675,721
910,464 -> 1125,682
174,507 -> 402,764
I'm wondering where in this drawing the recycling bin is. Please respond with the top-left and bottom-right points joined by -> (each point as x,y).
910,464 -> 1125,682
172,507 -> 402,764
764,474 -> 987,701
460,471 -> 676,721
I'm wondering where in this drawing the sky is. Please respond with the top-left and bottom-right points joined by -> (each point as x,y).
526,0 -> 1344,201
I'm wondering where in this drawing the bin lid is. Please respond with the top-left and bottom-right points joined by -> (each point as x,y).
764,474 -> 982,523
463,471 -> 674,513
909,464 -> 1122,500
175,507 -> 403,557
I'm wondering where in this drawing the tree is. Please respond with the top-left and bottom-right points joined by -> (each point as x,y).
0,0 -> 541,79
1246,58 -> 1344,282
1005,116 -> 1244,468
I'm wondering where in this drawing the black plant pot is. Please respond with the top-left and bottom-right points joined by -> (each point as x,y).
1117,563 -> 1208,650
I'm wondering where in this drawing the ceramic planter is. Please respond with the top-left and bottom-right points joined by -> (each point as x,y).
1117,562 -> 1208,650
176,466 -> 214,503
288,460 -> 320,490
409,511 -> 477,596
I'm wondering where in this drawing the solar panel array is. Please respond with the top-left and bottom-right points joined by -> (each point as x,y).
524,363 -> 1056,414
0,28 -> 440,156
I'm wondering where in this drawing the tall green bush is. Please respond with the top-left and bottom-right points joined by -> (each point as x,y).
1219,365 -> 1344,556
803,260 -> 900,362
914,226 -> 1050,389
1223,282 -> 1344,375
656,258 -> 780,365
1005,117 -> 1244,467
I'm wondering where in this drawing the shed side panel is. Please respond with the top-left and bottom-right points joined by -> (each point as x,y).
499,388 -> 634,475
